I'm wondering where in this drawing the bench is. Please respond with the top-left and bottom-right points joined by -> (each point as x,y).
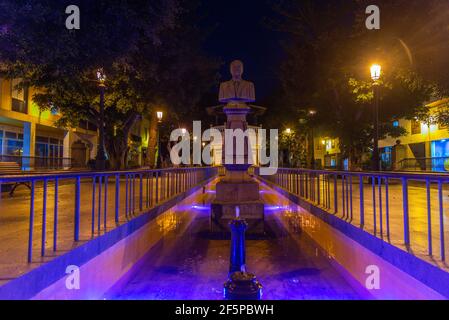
0,162 -> 31,196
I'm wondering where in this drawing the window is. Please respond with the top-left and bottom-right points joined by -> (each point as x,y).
381,147 -> 393,167
11,79 -> 28,114
4,131 -> 23,156
411,120 -> 421,135
35,136 -> 63,158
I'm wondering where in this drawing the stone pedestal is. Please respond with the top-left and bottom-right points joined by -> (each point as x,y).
210,103 -> 264,235
224,272 -> 263,300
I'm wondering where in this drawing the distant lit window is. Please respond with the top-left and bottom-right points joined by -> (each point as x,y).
4,131 -> 23,156
35,135 -> 63,158
11,78 -> 28,114
393,121 -> 399,127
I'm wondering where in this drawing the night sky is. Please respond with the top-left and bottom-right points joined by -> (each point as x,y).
199,0 -> 284,102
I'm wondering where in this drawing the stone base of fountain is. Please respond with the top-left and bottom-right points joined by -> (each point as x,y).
211,171 -> 265,234
224,271 -> 263,300
210,201 -> 264,234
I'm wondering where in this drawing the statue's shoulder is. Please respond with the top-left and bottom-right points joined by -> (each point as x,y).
241,79 -> 254,86
220,80 -> 233,86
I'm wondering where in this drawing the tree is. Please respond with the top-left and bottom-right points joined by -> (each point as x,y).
0,0 -> 218,169
270,0 -> 438,169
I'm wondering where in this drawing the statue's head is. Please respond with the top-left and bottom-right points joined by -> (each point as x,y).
230,60 -> 243,80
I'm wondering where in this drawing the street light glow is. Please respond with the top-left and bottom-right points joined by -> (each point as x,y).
96,68 -> 106,85
285,128 -> 292,134
156,111 -> 163,122
370,64 -> 381,81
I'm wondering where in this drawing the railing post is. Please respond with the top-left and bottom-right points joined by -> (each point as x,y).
74,176 -> 81,242
41,179 -> 47,256
104,176 -> 108,229
402,177 -> 410,248
91,176 -> 96,234
426,179 -> 432,256
333,174 -> 338,214
125,174 -> 129,218
139,173 -> 143,211
372,176 -> 377,235
155,171 -> 159,203
359,175 -> 364,227
53,178 -> 59,251
438,180 -> 445,261
28,180 -> 35,262
378,176 -> 383,237
115,174 -> 120,224
98,175 -> 102,231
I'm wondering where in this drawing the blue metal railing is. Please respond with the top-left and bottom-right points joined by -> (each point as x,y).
256,168 -> 449,263
0,167 -> 217,263
397,157 -> 449,172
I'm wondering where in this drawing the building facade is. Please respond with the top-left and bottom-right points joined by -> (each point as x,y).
0,78 -> 150,170
379,98 -> 449,172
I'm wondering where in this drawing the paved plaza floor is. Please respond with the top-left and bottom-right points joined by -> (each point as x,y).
1,174 -> 449,289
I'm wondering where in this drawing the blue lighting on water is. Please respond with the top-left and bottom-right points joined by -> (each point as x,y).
265,205 -> 282,211
265,205 -> 291,212
191,205 -> 210,210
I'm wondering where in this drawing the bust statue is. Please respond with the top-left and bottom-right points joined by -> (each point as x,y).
219,60 -> 255,103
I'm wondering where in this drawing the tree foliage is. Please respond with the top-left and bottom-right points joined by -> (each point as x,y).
0,0 -> 218,169
270,0 -> 447,169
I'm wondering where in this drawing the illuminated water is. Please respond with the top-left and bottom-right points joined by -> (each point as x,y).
105,183 -> 365,300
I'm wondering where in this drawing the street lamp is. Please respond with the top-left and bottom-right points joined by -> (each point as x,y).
370,64 -> 382,171
284,128 -> 293,167
155,111 -> 164,168
370,64 -> 381,81
95,68 -> 107,170
308,109 -> 317,169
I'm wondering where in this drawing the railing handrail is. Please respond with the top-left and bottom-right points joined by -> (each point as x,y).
0,154 -> 73,160
0,165 -> 218,265
263,167 -> 449,180
0,166 -> 215,182
256,165 -> 448,266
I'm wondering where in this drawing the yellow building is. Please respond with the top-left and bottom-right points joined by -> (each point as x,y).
0,78 -> 150,170
314,137 -> 341,169
379,98 -> 449,172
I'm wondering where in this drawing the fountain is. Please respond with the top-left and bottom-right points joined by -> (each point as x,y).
224,206 -> 262,300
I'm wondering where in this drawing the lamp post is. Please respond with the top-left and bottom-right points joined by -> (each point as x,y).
95,68 -> 107,170
308,109 -> 317,169
284,128 -> 293,167
155,111 -> 163,168
370,64 -> 381,171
